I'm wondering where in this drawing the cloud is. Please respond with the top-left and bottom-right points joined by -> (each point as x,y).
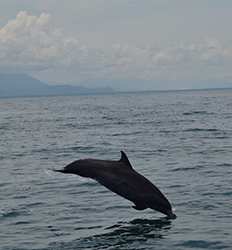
104,40 -> 232,82
0,11 -> 84,72
1,11 -> 232,87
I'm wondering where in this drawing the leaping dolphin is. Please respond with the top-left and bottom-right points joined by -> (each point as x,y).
54,151 -> 176,219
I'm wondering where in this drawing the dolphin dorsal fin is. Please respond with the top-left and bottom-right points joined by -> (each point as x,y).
119,151 -> 133,169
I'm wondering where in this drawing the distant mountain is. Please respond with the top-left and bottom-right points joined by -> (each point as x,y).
0,73 -> 114,97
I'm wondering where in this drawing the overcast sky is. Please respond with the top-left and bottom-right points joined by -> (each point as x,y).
0,0 -> 232,90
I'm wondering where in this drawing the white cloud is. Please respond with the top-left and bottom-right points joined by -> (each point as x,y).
105,40 -> 232,82
0,11 -> 83,72
1,11 -> 232,88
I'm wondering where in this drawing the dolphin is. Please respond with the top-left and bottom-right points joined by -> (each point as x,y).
54,151 -> 176,219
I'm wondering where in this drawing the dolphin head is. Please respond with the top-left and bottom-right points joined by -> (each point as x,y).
159,204 -> 177,220
148,195 -> 177,219
155,205 -> 176,219
53,160 -> 78,174
166,210 -> 177,219
53,159 -> 94,177
160,202 -> 177,220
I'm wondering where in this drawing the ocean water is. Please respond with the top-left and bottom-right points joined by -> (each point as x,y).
0,90 -> 231,250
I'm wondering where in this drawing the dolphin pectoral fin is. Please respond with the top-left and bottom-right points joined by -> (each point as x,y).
132,203 -> 147,211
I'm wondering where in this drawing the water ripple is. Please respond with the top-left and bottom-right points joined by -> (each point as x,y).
1,90 -> 232,250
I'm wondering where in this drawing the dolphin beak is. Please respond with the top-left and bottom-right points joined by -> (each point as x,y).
166,211 -> 177,220
53,169 -> 66,173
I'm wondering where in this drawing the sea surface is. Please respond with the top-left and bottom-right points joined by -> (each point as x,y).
0,90 -> 232,250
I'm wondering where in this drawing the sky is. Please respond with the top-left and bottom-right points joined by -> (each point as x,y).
0,0 -> 232,90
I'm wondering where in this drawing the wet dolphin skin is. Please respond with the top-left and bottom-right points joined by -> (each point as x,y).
55,151 -> 176,219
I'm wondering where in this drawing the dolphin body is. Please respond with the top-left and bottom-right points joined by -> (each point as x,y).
55,151 -> 176,219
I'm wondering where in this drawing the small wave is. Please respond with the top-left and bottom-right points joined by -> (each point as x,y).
0,208 -> 30,219
168,184 -> 184,188
27,202 -> 45,208
44,169 -> 55,177
1,210 -> 21,218
112,131 -> 142,136
183,111 -> 214,115
192,149 -> 227,155
0,124 -> 11,130
216,163 -> 232,167
102,116 -> 115,121
0,182 -> 11,188
170,165 -> 204,172
105,205 -> 129,211
183,128 -> 219,132
175,240 -> 228,249
14,221 -> 30,225
75,177 -> 97,186
222,191 -> 232,196
66,146 -> 98,153
62,123 -> 80,129
75,225 -> 102,230
202,204 -> 218,210
66,218 -> 172,250
203,136 -> 229,139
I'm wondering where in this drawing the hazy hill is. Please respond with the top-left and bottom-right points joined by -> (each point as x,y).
0,73 -> 114,97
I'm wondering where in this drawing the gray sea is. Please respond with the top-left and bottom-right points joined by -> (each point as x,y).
0,90 -> 232,250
